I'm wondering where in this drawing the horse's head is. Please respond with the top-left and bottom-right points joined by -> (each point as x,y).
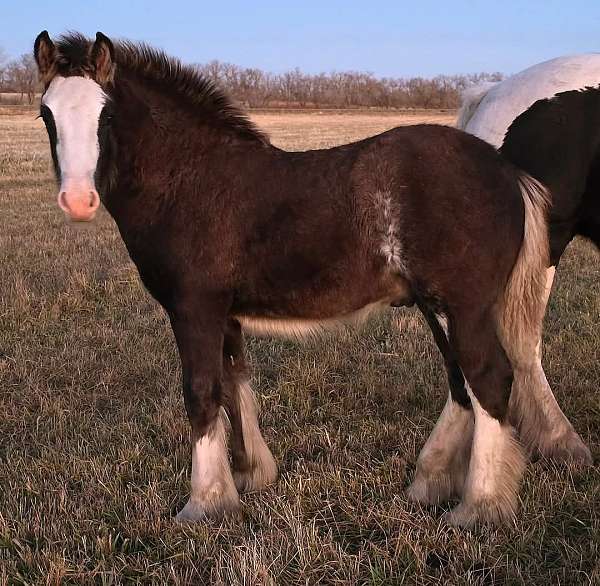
34,31 -> 115,222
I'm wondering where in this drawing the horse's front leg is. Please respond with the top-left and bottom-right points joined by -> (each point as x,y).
169,300 -> 240,522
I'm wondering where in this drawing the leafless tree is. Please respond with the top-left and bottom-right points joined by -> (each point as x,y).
2,54 -> 39,103
0,46 -> 7,88
1,50 -> 501,109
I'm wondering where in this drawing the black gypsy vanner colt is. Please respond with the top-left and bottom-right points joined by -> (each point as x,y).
34,31 -> 550,527
457,57 -> 600,467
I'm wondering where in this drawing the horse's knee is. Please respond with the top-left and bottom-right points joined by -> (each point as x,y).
451,311 -> 514,421
183,376 -> 222,437
447,361 -> 471,408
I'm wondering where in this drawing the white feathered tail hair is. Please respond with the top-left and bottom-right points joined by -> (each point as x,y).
496,173 -> 550,366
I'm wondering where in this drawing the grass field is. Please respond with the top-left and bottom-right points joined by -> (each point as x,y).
0,107 -> 598,585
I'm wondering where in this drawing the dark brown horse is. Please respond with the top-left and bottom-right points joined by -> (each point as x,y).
34,31 -> 549,527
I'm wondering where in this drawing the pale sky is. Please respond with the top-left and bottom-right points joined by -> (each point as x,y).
2,0 -> 600,77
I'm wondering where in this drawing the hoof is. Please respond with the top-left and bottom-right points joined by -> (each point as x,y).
542,431 -> 593,467
175,490 -> 241,523
443,498 -> 517,528
234,446 -> 278,494
407,471 -> 458,506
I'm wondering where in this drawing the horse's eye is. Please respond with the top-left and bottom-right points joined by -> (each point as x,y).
99,112 -> 114,128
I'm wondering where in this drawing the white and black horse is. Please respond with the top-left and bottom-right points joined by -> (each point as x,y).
34,31 -> 550,527
458,55 -> 600,464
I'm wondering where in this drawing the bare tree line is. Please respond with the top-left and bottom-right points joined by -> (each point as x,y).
0,49 -> 38,104
195,61 -> 502,109
0,45 -> 502,109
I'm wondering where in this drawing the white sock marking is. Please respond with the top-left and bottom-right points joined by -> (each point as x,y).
460,384 -> 524,520
176,410 -> 239,520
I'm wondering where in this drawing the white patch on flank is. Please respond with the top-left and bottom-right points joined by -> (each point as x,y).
176,410 -> 240,521
457,53 -> 600,147
42,75 -> 107,185
233,380 -> 278,492
373,190 -> 405,271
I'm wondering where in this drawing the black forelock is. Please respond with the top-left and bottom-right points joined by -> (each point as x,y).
54,32 -> 94,76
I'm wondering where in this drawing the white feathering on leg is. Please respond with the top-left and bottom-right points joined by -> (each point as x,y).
176,409 -> 240,521
233,381 -> 278,493
445,386 -> 525,527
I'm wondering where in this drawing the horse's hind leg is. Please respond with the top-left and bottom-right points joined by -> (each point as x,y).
407,307 -> 473,505
443,307 -> 526,527
509,267 -> 592,465
222,319 -> 278,493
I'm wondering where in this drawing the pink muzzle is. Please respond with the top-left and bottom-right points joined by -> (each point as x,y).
57,178 -> 100,222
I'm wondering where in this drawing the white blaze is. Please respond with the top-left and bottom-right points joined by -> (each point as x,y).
42,75 -> 107,188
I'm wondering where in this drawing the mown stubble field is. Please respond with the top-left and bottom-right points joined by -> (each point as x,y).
0,107 -> 598,584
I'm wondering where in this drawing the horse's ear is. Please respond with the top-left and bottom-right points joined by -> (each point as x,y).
34,30 -> 57,84
90,31 -> 115,85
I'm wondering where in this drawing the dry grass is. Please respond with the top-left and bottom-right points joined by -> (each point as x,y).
0,108 -> 598,585
252,110 -> 456,150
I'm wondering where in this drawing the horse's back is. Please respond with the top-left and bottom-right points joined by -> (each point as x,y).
460,54 -> 600,147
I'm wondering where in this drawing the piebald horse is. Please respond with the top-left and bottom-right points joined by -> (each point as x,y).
34,31 -> 550,527
458,55 -> 600,465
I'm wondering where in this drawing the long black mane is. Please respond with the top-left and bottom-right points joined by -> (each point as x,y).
502,85 -> 600,147
55,32 -> 269,144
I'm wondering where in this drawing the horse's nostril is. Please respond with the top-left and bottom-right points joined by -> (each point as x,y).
89,191 -> 98,207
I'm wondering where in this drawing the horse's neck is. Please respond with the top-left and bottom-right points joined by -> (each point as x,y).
104,83 -> 269,237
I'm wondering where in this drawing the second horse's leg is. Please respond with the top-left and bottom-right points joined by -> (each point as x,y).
509,267 -> 592,465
